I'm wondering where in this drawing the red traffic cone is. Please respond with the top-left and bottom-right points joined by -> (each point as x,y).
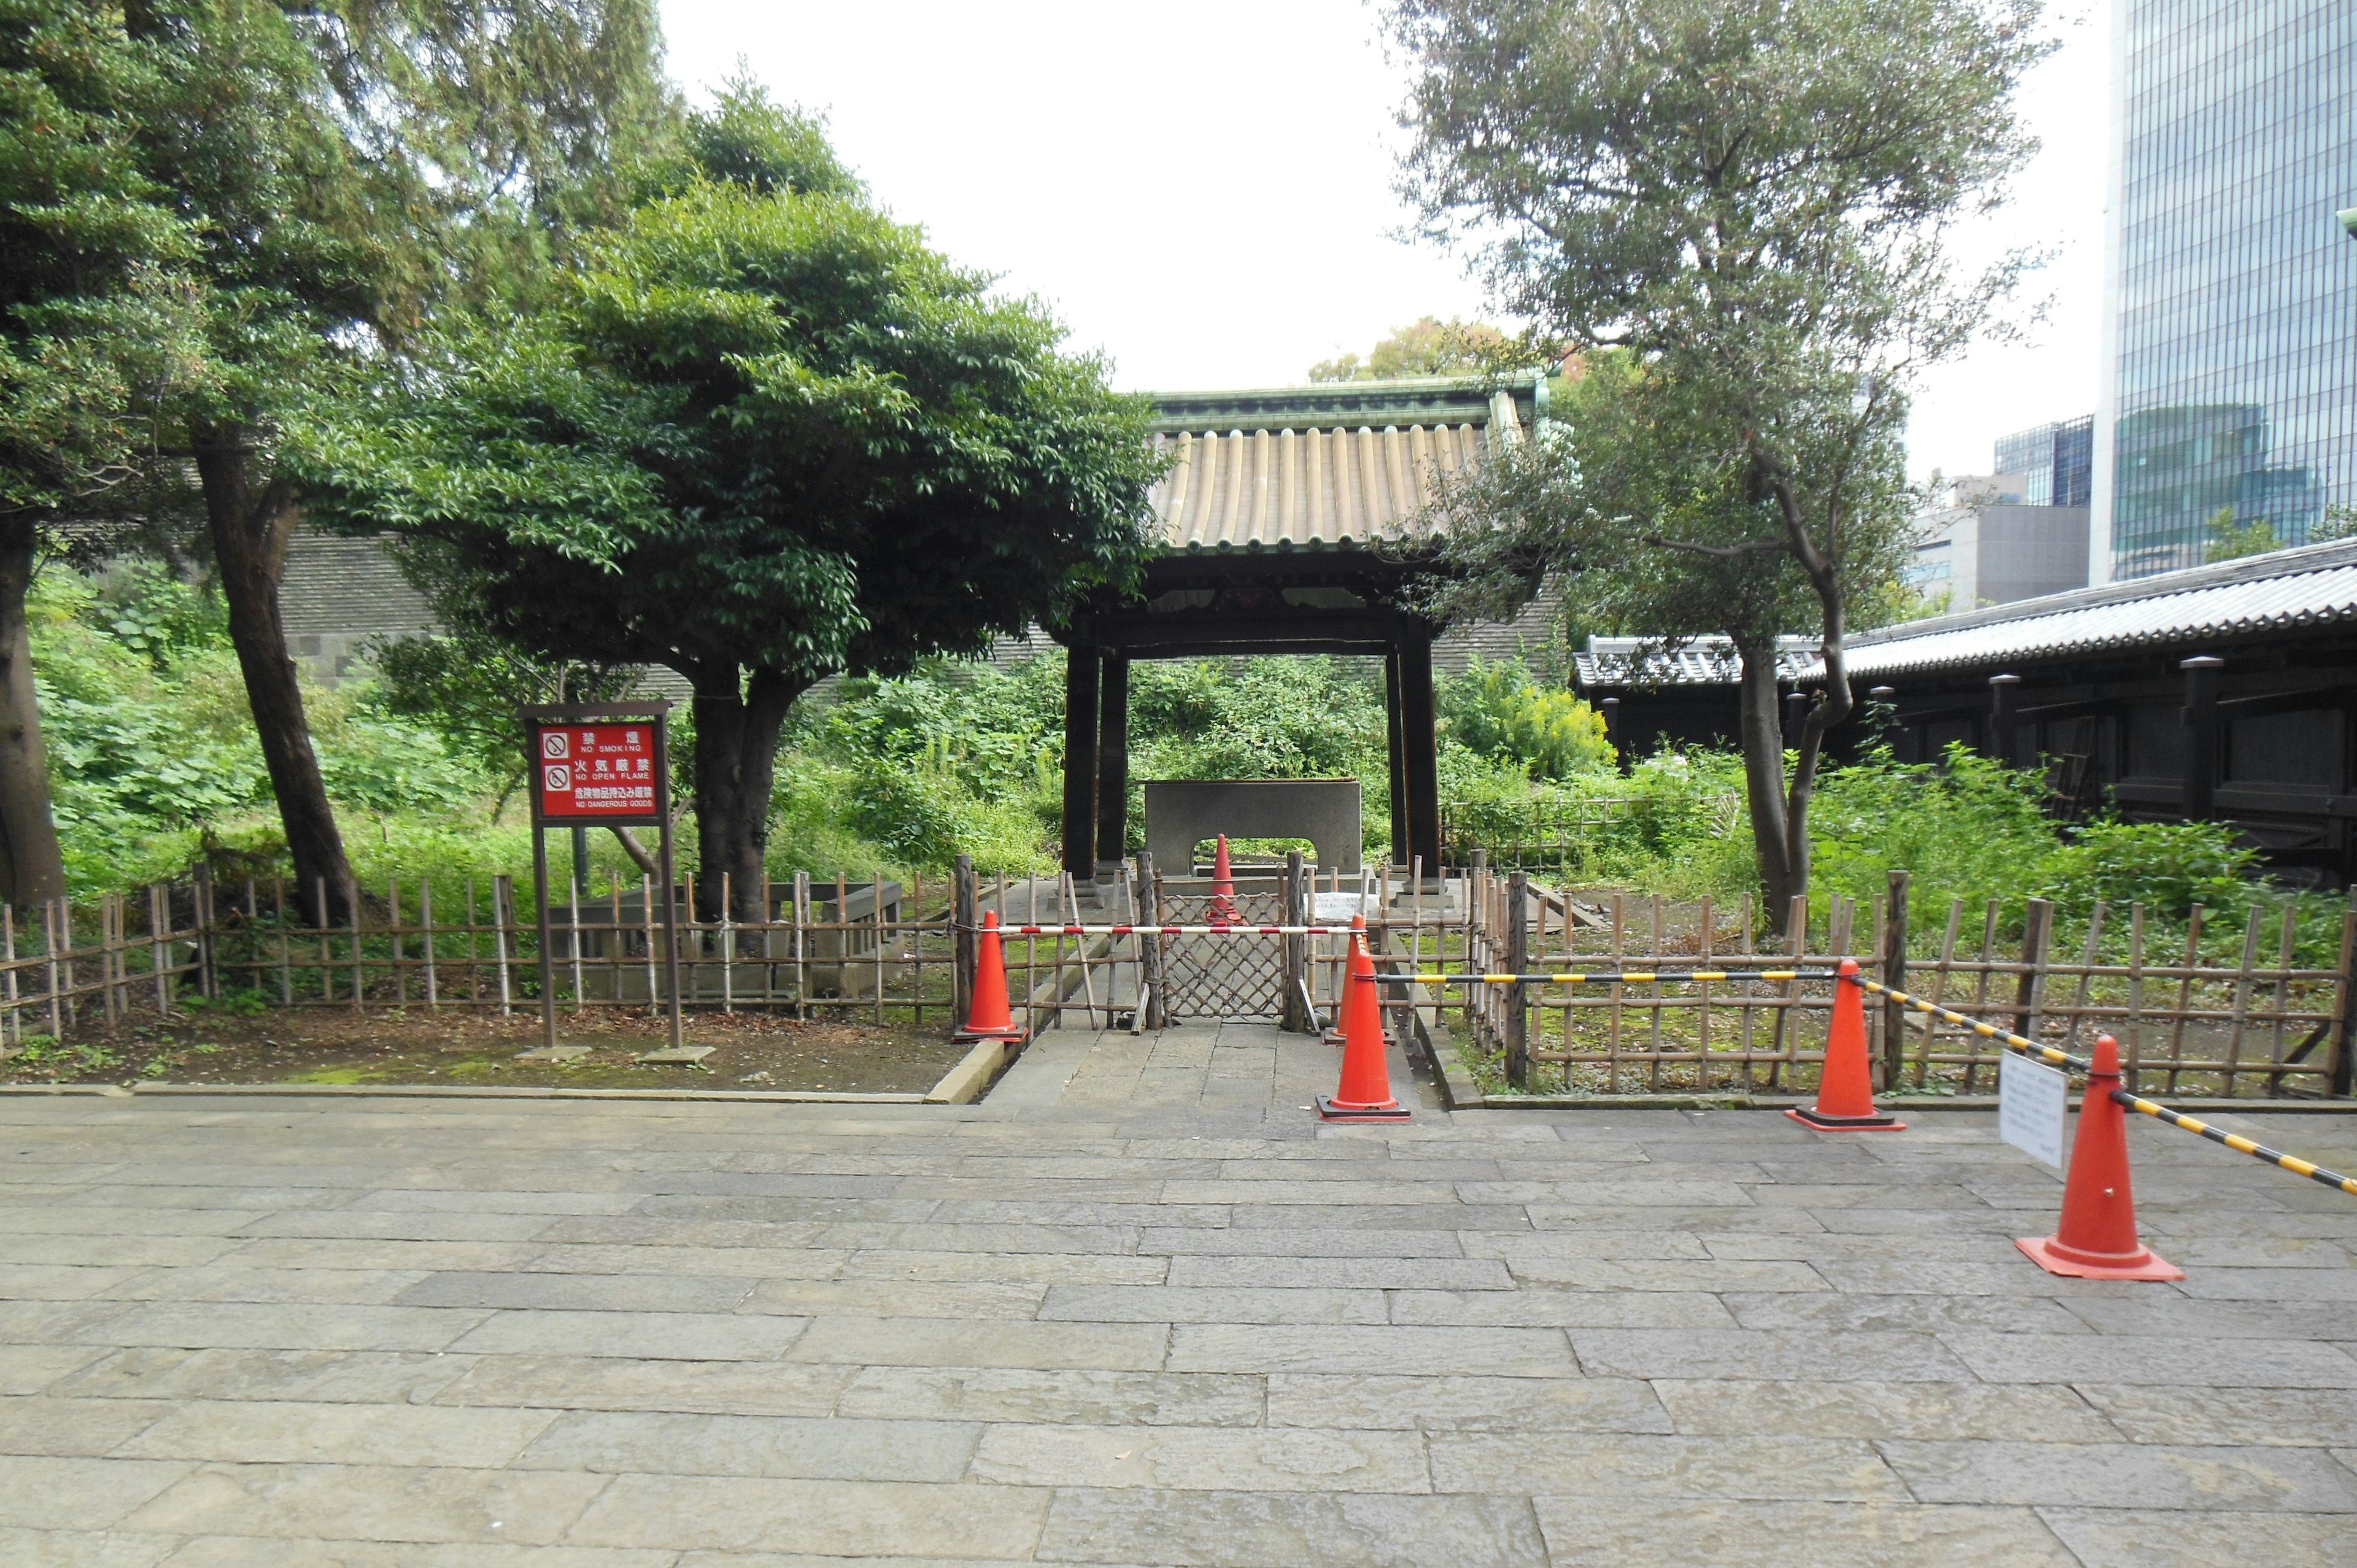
1209,834 -> 1237,922
1323,914 -> 1391,1046
1786,958 -> 1903,1130
1317,926 -> 1409,1121
2018,1034 -> 2181,1281
953,911 -> 1027,1044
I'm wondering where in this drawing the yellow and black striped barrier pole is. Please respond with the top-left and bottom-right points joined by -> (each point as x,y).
1857,975 -> 2357,1199
1372,970 -> 1832,986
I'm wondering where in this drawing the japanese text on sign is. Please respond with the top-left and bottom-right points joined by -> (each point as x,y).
533,724 -> 660,822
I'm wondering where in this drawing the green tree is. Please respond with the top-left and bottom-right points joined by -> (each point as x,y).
1308,315 -> 1513,382
0,0 -> 212,899
2204,506 -> 2282,563
1390,0 -> 2046,924
290,94 -> 1164,922
6,0 -> 664,916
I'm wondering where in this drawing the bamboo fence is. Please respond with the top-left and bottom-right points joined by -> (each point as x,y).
3,854 -> 2348,1103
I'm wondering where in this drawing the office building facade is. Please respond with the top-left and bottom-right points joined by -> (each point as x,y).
1910,419 -> 2093,609
2091,1 -> 2357,581
1994,416 -> 2093,509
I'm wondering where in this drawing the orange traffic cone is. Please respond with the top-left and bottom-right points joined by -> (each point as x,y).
1317,925 -> 1409,1121
1786,958 -> 1903,1130
953,910 -> 1028,1044
1323,914 -> 1391,1046
2018,1033 -> 2181,1280
1209,834 -> 1237,922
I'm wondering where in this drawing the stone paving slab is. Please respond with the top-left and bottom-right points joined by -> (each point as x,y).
1,1021 -> 2354,1563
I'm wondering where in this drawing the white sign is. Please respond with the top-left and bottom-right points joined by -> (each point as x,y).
1312,892 -> 1384,922
1999,1052 -> 2069,1168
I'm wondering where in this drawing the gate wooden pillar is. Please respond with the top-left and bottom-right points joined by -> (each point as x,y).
1062,644 -> 1101,882
1096,655 -> 1129,874
1398,628 -> 1442,875
1385,649 -> 1409,866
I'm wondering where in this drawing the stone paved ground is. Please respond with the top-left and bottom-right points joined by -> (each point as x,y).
3,1022 -> 2356,1566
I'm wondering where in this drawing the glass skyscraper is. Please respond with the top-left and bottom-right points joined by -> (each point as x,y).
2091,1 -> 2357,581
1995,416 -> 2094,508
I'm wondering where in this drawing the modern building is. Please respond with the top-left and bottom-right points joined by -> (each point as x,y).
1908,417 -> 2094,611
1994,416 -> 2093,509
2091,2 -> 2357,582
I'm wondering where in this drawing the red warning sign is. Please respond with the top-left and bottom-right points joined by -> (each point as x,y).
531,723 -> 661,822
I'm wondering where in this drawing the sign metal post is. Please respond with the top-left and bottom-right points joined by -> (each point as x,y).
519,703 -> 684,1056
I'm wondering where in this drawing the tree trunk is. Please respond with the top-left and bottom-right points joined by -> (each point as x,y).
195,425 -> 355,925
1736,640 -> 1798,930
687,662 -> 806,924
0,516 -> 67,903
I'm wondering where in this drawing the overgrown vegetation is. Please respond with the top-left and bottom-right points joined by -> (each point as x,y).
36,560 -> 2331,970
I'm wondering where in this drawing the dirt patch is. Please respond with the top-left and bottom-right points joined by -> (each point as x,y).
1,1002 -> 969,1094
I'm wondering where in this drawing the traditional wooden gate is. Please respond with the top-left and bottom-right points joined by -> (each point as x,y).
1153,886 -> 1285,1021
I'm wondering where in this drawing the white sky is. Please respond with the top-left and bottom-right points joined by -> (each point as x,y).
657,0 -> 2110,485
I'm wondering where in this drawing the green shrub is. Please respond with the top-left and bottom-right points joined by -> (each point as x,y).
2035,819 -> 2260,921
1439,655 -> 1614,779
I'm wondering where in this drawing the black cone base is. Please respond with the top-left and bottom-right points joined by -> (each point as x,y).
1316,1097 -> 1411,1122
1784,1106 -> 1905,1131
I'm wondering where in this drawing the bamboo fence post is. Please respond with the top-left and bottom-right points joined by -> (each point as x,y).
244,878 -> 261,996
149,885 -> 170,1016
1881,871 -> 1910,1089
2221,906 -> 2262,1097
493,875 -> 514,1014
675,872 -> 692,1005
1061,873 -> 1096,1029
608,872 -> 624,1011
43,899 -> 63,1038
874,873 -> 887,1027
1645,894 -> 1666,1090
1960,900 -> 2000,1094
344,876 -> 362,1009
2167,906 -> 2203,1095
1503,870 -> 1529,1089
275,879 -> 292,1006
1692,894 -> 1715,1091
639,875 -> 656,1013
2014,898 -> 2053,1049
719,873 -> 733,1014
1,902 -> 15,1046
2061,903 -> 2105,1052
2124,903 -> 2145,1090
1773,895 -> 1806,1091
389,879 -> 405,1008
192,865 -> 215,1000
912,871 -> 925,1029
2267,903 -> 2295,1095
311,878 -> 331,1006
793,871 -> 810,1017
565,869 -> 581,1013
951,856 -> 975,1023
422,879 -> 439,1008
1737,893 -> 1757,1088
99,895 -> 118,1029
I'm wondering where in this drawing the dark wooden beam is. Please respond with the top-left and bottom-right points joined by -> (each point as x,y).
1384,649 -> 1408,865
1062,646 -> 1101,881
1398,628 -> 1442,873
1096,655 -> 1129,871
1093,609 -> 1423,651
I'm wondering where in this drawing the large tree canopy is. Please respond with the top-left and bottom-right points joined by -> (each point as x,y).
1392,0 -> 2046,922
1,0 -> 666,911
290,94 -> 1165,919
